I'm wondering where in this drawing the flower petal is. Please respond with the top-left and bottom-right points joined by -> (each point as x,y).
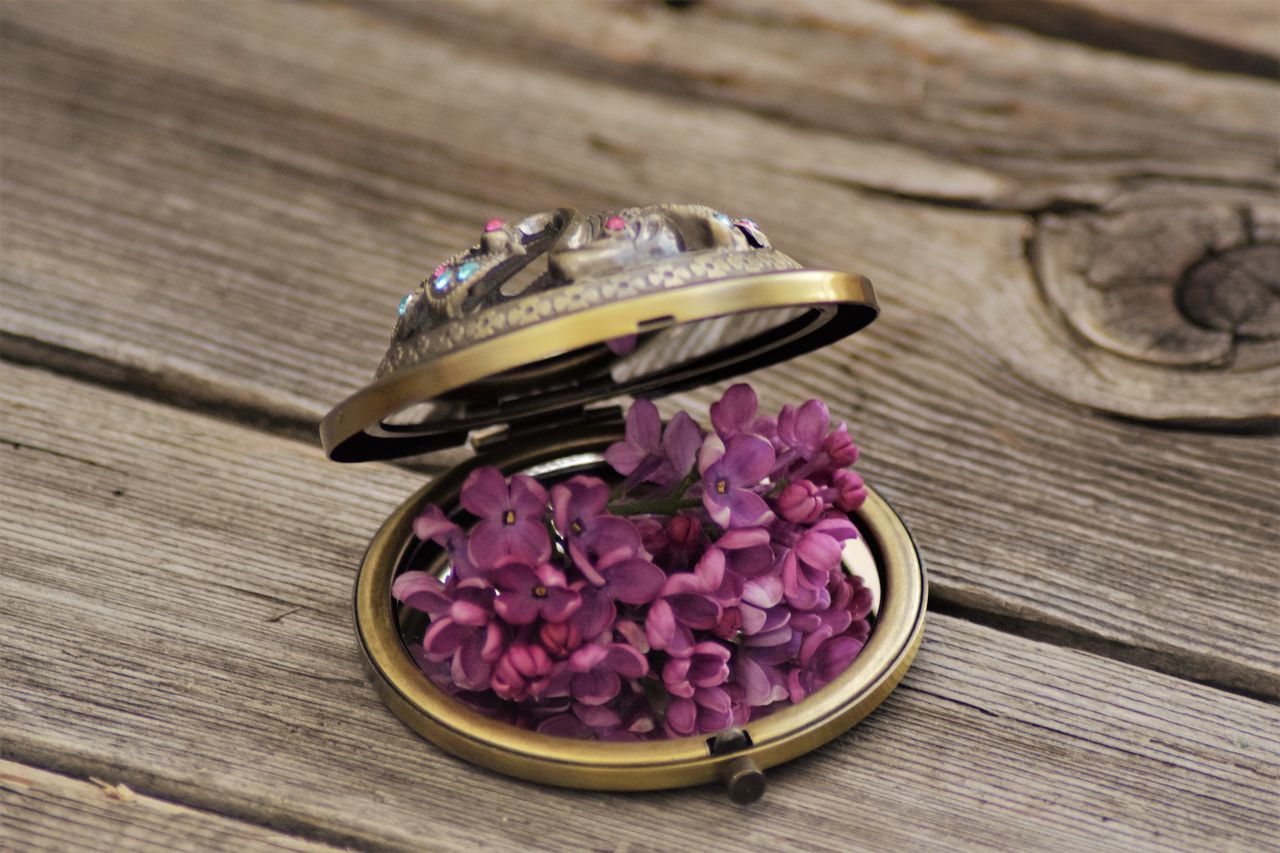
625,398 -> 663,452
645,598 -> 677,648
493,562 -> 537,593
814,636 -> 865,682
537,714 -> 592,739
571,668 -> 621,705
697,434 -> 726,476
726,543 -> 774,580
603,643 -> 649,679
662,410 -> 702,475
793,399 -> 830,449
602,558 -> 666,605
540,587 -> 582,623
450,597 -> 492,626
422,617 -> 469,660
550,475 -> 610,532
710,383 -> 758,440
569,643 -> 609,672
797,531 -> 843,573
665,696 -> 697,736
725,489 -> 774,528
735,657 -> 774,706
493,594 -> 538,625
503,521 -> 553,564
571,587 -> 616,639
507,474 -> 548,517
604,441 -> 647,476
668,593 -> 721,630
412,506 -> 460,545
458,467 -> 509,518
451,632 -> 494,691
739,603 -> 768,635
717,527 -> 770,549
702,492 -> 733,528
573,701 -> 622,728
391,571 -> 451,618
571,517 -> 643,574
467,519 -> 508,567
693,548 -> 725,591
722,434 -> 775,486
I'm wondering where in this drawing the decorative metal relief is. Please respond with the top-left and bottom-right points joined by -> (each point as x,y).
381,205 -> 800,378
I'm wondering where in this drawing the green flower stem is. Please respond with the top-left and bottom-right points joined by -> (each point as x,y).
607,497 -> 704,517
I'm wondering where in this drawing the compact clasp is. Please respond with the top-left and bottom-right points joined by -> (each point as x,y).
708,729 -> 765,804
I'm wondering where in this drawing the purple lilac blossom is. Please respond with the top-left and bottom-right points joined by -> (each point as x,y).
391,383 -> 875,740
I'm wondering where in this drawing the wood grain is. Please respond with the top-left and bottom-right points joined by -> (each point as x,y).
922,0 -> 1280,78
1034,185 -> 1280,378
385,0 -> 1279,204
1,0 -> 1277,695
2,362 -> 1277,851
0,760 -> 338,853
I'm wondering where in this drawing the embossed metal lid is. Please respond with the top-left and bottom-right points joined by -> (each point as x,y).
321,205 -> 878,462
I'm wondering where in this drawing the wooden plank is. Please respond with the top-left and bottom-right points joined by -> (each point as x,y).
2,362 -> 1278,851
0,760 -> 338,853
371,0 -> 1279,202
1,0 -> 1277,696
920,0 -> 1280,78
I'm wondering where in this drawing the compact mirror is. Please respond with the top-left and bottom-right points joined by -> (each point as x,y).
321,205 -> 877,462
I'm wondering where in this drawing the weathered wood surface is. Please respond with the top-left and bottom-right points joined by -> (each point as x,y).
921,0 -> 1280,77
2,0 -> 1278,702
2,0 -> 1278,848
2,363 -> 1277,852
0,760 -> 340,853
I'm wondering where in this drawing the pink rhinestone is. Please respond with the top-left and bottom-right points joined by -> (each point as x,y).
433,263 -> 447,277
604,215 -> 626,231
484,219 -> 504,232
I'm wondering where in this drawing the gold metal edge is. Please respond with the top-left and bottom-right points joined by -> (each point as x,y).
321,270 -> 874,457
354,433 -> 926,791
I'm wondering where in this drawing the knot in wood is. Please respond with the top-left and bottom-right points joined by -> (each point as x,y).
1031,190 -> 1280,425
1176,245 -> 1280,339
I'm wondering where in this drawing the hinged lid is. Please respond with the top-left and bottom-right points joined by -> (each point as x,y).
321,204 -> 878,462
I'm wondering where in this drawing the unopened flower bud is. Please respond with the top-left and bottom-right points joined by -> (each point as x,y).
824,425 -> 859,467
777,479 -> 824,523
539,620 -> 582,657
832,469 -> 868,511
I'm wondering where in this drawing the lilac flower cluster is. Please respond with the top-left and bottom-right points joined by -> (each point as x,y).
393,384 -> 873,741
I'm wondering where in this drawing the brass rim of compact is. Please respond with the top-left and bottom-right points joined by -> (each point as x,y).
322,271 -> 877,461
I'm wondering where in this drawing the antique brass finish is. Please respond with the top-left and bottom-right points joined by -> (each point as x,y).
322,204 -> 878,461
354,429 -> 926,792
323,270 -> 876,461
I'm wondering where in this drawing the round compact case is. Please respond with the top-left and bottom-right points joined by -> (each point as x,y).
321,204 -> 926,802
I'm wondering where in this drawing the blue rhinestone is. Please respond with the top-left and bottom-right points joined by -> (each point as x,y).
432,269 -> 454,292
713,212 -> 733,227
457,261 -> 480,282
398,293 -> 412,316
